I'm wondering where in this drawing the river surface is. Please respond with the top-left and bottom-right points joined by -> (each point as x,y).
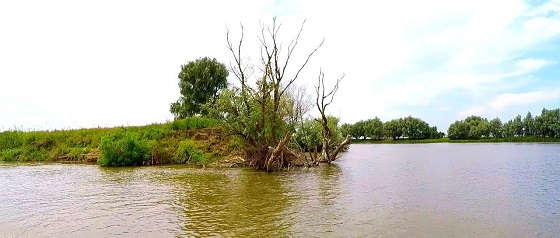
0,144 -> 559,237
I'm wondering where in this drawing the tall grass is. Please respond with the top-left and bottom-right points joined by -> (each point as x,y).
0,117 -> 219,164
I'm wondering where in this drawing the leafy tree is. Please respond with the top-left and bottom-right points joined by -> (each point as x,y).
488,118 -> 503,138
535,108 -> 560,138
400,116 -> 436,139
503,120 -> 515,138
448,120 -> 469,139
350,120 -> 366,139
340,123 -> 352,137
511,115 -> 523,137
523,112 -> 535,136
364,117 -> 384,140
384,119 -> 403,140
170,57 -> 228,119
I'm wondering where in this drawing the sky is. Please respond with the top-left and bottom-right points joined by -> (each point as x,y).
1,0 -> 559,132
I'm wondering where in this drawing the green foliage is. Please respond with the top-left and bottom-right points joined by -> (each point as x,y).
174,140 -> 208,164
346,116 -> 442,140
448,116 -> 490,139
535,108 -> 560,137
364,117 -> 384,140
98,130 -> 150,167
170,57 -> 228,118
207,87 -> 298,153
0,131 -> 24,150
294,116 -> 343,152
350,120 -> 366,139
0,117 -> 221,164
340,123 -> 352,137
0,128 -> 109,162
169,117 -> 219,130
488,118 -> 503,138
0,148 -> 23,161
383,119 -> 403,140
449,108 -> 560,140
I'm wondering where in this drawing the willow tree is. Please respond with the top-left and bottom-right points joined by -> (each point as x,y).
209,18 -> 348,171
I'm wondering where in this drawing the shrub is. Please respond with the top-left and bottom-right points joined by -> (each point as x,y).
0,148 -> 23,161
294,116 -> 344,152
174,140 -> 208,164
0,131 -> 24,150
98,131 -> 150,167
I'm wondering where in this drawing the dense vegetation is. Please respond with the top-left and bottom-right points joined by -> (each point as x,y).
342,116 -> 444,140
448,108 -> 560,139
170,57 -> 228,119
0,117 -> 225,166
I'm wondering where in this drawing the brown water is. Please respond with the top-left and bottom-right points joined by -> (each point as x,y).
1,144 -> 559,237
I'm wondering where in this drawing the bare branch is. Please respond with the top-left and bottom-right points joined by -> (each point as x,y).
281,38 -> 324,97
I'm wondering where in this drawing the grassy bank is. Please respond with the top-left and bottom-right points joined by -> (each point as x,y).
353,137 -> 560,144
0,117 -> 242,166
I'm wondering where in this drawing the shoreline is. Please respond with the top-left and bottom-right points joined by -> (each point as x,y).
352,137 -> 560,144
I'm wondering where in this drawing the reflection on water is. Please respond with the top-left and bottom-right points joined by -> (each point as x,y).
0,143 -> 559,237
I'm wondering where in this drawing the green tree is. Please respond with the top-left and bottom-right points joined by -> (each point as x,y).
170,57 -> 228,119
363,117 -> 384,140
340,123 -> 352,137
448,120 -> 469,139
400,116 -> 436,139
350,121 -> 366,139
488,118 -> 503,138
384,119 -> 403,140
535,108 -> 560,137
523,112 -> 535,136
511,115 -> 523,136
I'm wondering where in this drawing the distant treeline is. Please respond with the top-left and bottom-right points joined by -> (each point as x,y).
342,108 -> 560,141
448,108 -> 560,139
341,116 -> 444,140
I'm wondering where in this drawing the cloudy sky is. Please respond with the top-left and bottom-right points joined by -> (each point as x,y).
1,0 -> 559,131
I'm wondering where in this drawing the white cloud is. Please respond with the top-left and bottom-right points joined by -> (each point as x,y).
460,88 -> 560,117
515,58 -> 553,73
489,89 -> 560,110
1,0 -> 560,130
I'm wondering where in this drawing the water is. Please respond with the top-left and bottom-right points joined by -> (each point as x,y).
1,143 -> 559,237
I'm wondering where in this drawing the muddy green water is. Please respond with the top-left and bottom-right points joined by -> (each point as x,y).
1,144 -> 559,237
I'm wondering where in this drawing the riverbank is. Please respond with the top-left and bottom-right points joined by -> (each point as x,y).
353,136 -> 560,144
0,118 -> 244,167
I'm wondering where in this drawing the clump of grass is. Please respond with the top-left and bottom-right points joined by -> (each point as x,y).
98,130 -> 150,167
0,148 -> 23,161
174,140 -> 209,164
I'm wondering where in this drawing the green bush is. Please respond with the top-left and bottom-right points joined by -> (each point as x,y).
170,117 -> 218,130
294,116 -> 344,152
98,131 -> 150,167
0,131 -> 24,150
174,140 -> 208,164
0,148 -> 23,161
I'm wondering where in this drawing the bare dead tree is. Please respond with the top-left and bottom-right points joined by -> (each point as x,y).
315,70 -> 351,164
